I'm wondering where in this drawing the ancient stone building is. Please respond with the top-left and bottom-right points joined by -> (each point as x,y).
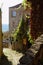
9,3 -> 23,32
9,3 -> 30,32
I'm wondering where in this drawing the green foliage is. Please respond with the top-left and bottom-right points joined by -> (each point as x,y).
12,18 -> 22,42
27,28 -> 34,44
12,17 -> 26,42
12,17 -> 34,45
22,0 -> 31,9
12,17 -> 28,43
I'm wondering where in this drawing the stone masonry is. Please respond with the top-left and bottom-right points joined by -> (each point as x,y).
18,34 -> 43,65
9,3 -> 24,32
9,3 -> 30,32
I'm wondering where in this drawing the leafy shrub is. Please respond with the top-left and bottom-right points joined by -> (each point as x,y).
22,0 -> 31,9
12,16 -> 34,46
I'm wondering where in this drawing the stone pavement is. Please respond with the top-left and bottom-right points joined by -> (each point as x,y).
1,48 -> 23,65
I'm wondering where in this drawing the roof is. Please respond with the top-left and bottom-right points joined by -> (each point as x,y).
9,3 -> 22,8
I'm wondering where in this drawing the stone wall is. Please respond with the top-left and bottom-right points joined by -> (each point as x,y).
0,9 -> 3,58
29,0 -> 43,40
9,4 -> 30,32
9,4 -> 24,32
18,34 -> 43,65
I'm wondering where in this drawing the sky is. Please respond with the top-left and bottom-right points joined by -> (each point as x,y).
0,0 -> 23,25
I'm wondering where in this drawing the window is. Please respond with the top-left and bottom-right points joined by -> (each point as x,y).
12,11 -> 16,17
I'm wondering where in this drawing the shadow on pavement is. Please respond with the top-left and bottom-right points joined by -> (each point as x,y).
0,54 -> 12,65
